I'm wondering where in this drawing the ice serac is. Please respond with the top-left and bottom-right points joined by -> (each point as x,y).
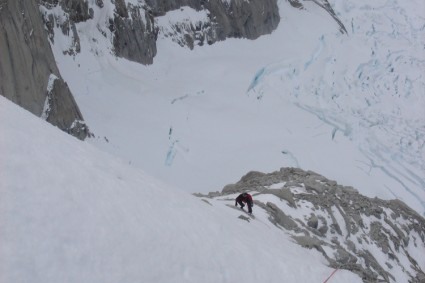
0,0 -> 89,140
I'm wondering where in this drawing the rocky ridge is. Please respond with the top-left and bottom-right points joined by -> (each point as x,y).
196,168 -> 425,283
156,0 -> 280,49
38,0 -> 280,63
0,0 -> 89,139
38,0 -> 347,64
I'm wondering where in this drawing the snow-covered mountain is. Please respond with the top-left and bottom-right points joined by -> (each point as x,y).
2,0 -> 424,282
0,95 -> 364,283
40,0 -> 425,217
2,95 -> 424,283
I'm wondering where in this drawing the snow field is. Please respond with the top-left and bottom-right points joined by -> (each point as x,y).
47,0 -> 425,216
0,96 -> 362,282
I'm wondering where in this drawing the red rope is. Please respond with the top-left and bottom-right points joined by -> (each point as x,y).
323,269 -> 338,283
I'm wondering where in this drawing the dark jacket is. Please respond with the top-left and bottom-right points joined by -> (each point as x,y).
235,193 -> 253,206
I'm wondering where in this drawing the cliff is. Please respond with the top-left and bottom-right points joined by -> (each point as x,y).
39,0 -> 281,64
0,0 -> 89,140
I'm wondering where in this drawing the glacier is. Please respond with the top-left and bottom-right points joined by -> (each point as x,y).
44,0 -> 425,217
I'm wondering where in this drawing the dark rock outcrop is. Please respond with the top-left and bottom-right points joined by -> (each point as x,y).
156,0 -> 280,49
0,0 -> 89,139
39,0 -> 89,56
59,0 -> 93,23
110,0 -> 280,61
110,2 -> 158,65
144,0 -> 203,16
37,0 -> 345,64
198,167 -> 425,283
206,0 -> 280,40
40,0 -> 280,62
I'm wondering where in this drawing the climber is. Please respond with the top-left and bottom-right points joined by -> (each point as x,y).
235,192 -> 254,214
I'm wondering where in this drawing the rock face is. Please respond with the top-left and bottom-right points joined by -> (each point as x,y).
39,0 -> 92,56
206,0 -> 280,40
40,0 -> 280,63
155,0 -> 280,49
41,0 -> 158,64
113,0 -> 280,59
37,0 -> 346,63
2,0 -> 279,137
0,0 -> 89,140
2,0 -> 344,138
199,168 -> 425,283
110,1 -> 158,65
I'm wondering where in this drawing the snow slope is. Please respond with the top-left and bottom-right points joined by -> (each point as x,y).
0,95 -> 362,282
48,0 -> 425,215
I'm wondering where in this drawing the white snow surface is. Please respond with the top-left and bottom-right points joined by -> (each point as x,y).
49,0 -> 425,216
0,96 -> 362,282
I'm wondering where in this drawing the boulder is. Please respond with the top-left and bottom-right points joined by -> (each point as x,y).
307,214 -> 319,229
